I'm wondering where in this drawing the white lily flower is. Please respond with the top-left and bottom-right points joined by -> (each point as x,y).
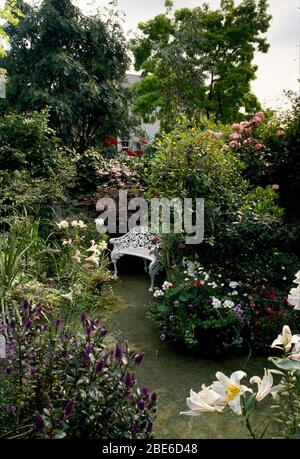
85,254 -> 100,266
250,369 -> 283,401
210,371 -> 252,416
87,241 -> 99,252
70,220 -> 79,227
77,220 -> 87,229
287,286 -> 300,311
72,250 -> 82,263
271,325 -> 300,352
180,386 -> 225,416
57,220 -> 69,229
62,239 -> 72,246
61,291 -> 73,302
98,241 -> 108,251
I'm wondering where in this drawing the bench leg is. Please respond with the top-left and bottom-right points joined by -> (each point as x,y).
149,259 -> 159,292
144,259 -> 148,273
111,251 -> 123,278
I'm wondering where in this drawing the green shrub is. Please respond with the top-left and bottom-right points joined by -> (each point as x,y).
0,303 -> 157,439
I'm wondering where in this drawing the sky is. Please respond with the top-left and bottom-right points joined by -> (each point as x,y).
72,0 -> 300,110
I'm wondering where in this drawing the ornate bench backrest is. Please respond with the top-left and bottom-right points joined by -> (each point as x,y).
110,226 -> 157,252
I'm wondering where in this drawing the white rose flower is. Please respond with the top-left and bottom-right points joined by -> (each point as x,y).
153,290 -> 164,298
223,300 -> 235,309
162,281 -> 173,291
229,281 -> 239,289
212,297 -> 221,309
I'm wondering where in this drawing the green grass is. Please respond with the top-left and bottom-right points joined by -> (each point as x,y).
111,273 -> 277,439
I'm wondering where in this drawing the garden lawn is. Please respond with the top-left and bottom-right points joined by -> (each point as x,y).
112,273 -> 278,439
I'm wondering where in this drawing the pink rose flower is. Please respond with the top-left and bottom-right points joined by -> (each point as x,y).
251,116 -> 262,126
255,111 -> 265,120
214,132 -> 223,139
229,140 -> 240,149
255,143 -> 265,151
276,130 -> 286,138
231,123 -> 242,131
243,137 -> 253,145
229,133 -> 242,141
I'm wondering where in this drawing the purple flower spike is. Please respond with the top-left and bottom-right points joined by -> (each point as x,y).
131,423 -> 139,434
146,422 -> 153,434
134,353 -> 144,365
124,373 -> 133,388
35,414 -> 45,431
23,299 -> 30,312
151,392 -> 158,402
141,386 -> 149,396
6,367 -> 12,376
55,318 -> 62,328
100,327 -> 108,337
95,359 -> 105,373
115,345 -> 123,361
34,305 -> 43,317
85,325 -> 94,336
138,399 -> 145,410
81,313 -> 88,324
64,400 -> 74,417
23,319 -> 32,330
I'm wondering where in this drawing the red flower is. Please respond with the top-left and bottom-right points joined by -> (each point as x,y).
197,280 -> 203,288
105,136 -> 118,146
137,149 -> 145,157
126,149 -> 137,157
140,139 -> 148,145
268,293 -> 277,300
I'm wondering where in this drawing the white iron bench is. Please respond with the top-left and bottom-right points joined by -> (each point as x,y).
109,226 -> 161,291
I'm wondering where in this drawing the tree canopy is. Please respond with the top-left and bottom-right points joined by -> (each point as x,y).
131,0 -> 271,126
1,0 -> 131,151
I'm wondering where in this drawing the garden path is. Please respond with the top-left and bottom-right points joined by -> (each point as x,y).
112,273 -> 274,439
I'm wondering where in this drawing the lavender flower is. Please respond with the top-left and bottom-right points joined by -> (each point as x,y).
34,305 -> 43,317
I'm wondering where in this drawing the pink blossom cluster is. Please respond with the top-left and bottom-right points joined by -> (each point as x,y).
228,112 -> 265,150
